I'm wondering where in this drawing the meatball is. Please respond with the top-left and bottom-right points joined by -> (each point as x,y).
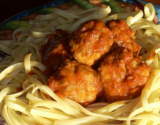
106,20 -> 141,55
98,48 -> 150,102
48,60 -> 101,106
41,32 -> 72,77
69,19 -> 114,66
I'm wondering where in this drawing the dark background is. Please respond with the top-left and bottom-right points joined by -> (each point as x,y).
0,0 -> 55,23
0,0 -> 160,24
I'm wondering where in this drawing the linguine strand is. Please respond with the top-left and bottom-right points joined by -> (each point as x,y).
0,2 -> 160,125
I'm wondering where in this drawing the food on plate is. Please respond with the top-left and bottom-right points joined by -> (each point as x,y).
98,48 -> 150,102
41,30 -> 72,76
0,1 -> 160,125
106,20 -> 141,54
45,19 -> 150,105
48,60 -> 101,106
69,19 -> 114,66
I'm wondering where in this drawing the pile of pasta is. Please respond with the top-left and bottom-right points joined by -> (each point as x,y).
0,2 -> 160,125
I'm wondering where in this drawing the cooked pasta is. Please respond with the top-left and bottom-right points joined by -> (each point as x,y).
0,2 -> 160,125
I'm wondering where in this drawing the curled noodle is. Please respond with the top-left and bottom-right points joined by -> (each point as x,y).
0,2 -> 160,125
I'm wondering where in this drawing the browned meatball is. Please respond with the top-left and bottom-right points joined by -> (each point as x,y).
98,48 -> 150,102
41,32 -> 72,77
48,60 -> 101,106
69,19 -> 114,66
106,20 -> 141,55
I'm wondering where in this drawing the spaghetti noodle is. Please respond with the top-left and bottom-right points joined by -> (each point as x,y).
0,2 -> 160,125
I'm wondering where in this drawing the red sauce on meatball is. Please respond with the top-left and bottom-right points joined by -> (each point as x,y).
41,19 -> 150,105
98,48 -> 150,102
41,30 -> 72,77
69,19 -> 114,66
106,20 -> 141,55
48,60 -> 101,106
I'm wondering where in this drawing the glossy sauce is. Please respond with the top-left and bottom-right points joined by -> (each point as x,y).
41,20 -> 150,105
70,19 -> 114,66
41,30 -> 72,77
48,60 -> 101,106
